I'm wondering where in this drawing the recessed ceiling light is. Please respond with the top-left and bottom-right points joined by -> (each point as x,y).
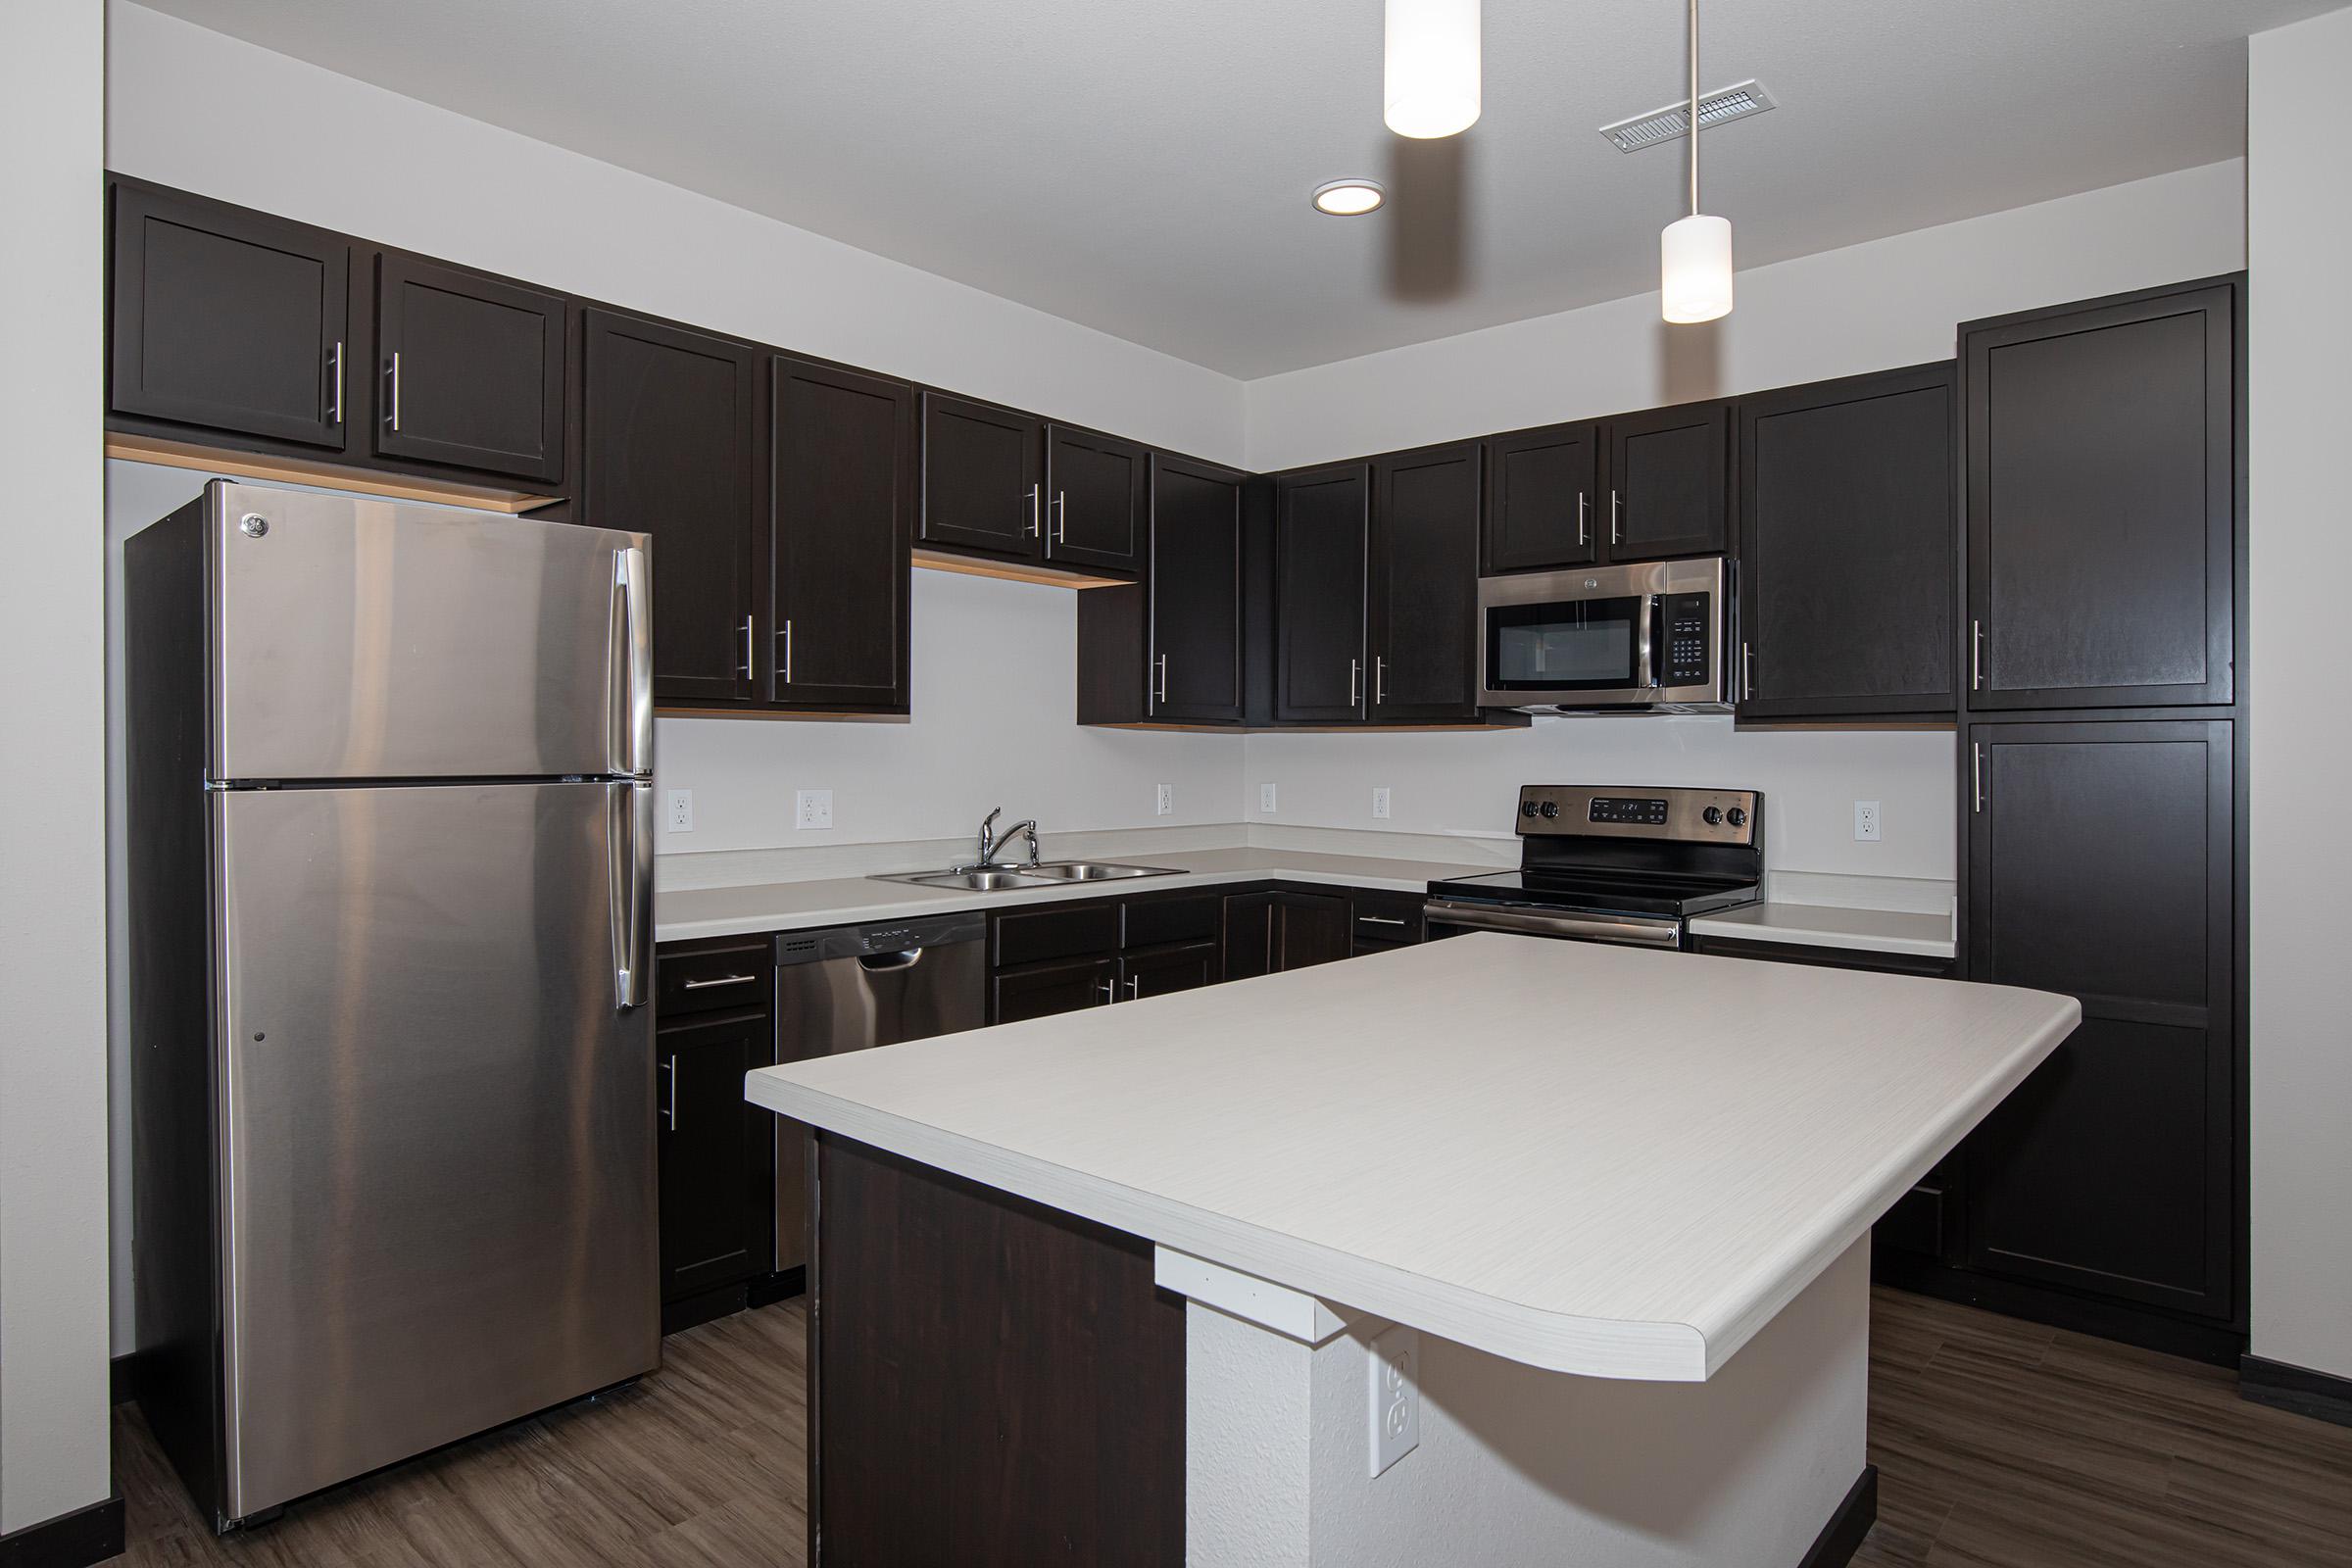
1312,179 -> 1386,217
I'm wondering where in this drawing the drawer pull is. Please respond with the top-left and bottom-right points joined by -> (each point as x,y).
1359,915 -> 1409,927
680,972 -> 759,991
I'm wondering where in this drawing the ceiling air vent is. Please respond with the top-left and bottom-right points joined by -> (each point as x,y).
1599,79 -> 1776,153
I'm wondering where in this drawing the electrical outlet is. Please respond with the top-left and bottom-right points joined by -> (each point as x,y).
1260,782 -> 1279,813
1155,783 -> 1174,817
1854,800 -> 1882,843
796,790 -> 833,831
1367,1324 -> 1420,1478
1372,787 -> 1392,820
666,790 -> 694,832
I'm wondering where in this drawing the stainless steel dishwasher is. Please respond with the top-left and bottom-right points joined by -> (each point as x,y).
772,911 -> 987,1271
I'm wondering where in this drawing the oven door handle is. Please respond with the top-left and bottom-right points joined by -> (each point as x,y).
1423,900 -> 1683,948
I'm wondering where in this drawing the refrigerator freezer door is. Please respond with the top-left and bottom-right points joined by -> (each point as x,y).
206,482 -> 652,782
214,781 -> 657,1518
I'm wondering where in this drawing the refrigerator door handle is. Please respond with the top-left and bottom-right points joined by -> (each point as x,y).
609,547 -> 654,778
609,782 -> 653,1010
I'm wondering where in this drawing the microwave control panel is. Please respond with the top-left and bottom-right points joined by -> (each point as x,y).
1661,592 -> 1712,688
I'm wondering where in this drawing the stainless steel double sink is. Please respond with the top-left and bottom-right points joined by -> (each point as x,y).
870,861 -> 1185,893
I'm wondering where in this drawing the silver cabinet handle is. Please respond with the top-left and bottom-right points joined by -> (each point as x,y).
1611,489 -> 1623,546
660,1056 -> 677,1131
329,340 -> 344,425
777,619 -> 794,686
740,615 -> 756,678
1125,974 -> 1142,1000
1359,915 -> 1408,927
1152,653 -> 1168,708
680,973 -> 759,991
1972,742 -> 1984,814
1097,976 -> 1117,1004
1348,658 -> 1361,706
1374,655 -> 1388,706
388,350 -> 402,432
1741,640 -> 1753,702
1051,490 -> 1066,544
1577,491 -> 1589,548
1025,483 -> 1042,538
1971,619 -> 1984,691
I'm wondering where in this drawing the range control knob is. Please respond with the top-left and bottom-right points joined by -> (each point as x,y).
1726,807 -> 1748,828
1539,801 -> 1561,819
1702,806 -> 1724,826
1521,801 -> 1541,817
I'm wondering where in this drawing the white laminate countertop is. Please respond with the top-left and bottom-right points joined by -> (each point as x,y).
747,934 -> 2076,1383
656,847 -> 1494,943
1687,902 -> 1958,960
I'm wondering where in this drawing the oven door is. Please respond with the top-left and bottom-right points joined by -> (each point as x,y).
1478,559 -> 1727,710
1424,899 -> 1685,949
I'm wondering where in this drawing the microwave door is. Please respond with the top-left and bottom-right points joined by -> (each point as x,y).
1483,593 -> 1651,704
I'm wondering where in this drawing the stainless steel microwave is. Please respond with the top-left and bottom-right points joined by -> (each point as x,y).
1477,558 -> 1732,712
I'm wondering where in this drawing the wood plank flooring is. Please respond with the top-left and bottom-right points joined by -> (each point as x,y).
108,1287 -> 2352,1566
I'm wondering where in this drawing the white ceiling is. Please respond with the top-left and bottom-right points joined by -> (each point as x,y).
130,0 -> 2318,378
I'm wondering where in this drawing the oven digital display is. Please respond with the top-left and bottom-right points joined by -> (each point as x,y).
1588,797 -> 1670,825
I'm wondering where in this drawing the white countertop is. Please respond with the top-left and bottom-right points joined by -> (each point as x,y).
1687,902 -> 1958,959
656,847 -> 1493,943
747,934 -> 2076,1382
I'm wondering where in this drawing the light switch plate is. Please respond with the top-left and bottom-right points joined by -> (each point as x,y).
666,790 -> 694,832
1260,782 -> 1278,813
796,790 -> 833,831
1155,783 -> 1174,816
1854,800 -> 1881,842
1372,787 -> 1392,820
1368,1324 -> 1420,1478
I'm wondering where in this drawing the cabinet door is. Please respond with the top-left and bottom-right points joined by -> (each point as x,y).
1965,282 -> 2235,710
1274,466 -> 1370,723
1965,720 -> 2233,1319
1604,402 -> 1730,562
1271,892 -> 1352,971
769,356 -> 915,710
372,254 -> 566,482
1119,941 -> 1221,1002
1737,365 -> 1956,719
1046,425 -> 1148,574
1370,443 -> 1482,722
1485,423 -> 1598,572
1222,892 -> 1275,981
109,182 -> 349,450
992,956 -> 1118,1025
581,311 -> 759,706
921,393 -> 1043,559
658,1010 -> 775,1301
1149,457 -> 1247,722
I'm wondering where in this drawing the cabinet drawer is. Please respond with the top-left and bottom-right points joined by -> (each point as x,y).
657,937 -> 774,1018
1350,890 -> 1426,947
992,900 -> 1121,968
1121,891 -> 1222,951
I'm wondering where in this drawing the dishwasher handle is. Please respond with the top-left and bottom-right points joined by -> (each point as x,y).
856,949 -> 925,972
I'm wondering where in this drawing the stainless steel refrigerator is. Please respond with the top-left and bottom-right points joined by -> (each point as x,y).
126,480 -> 658,1531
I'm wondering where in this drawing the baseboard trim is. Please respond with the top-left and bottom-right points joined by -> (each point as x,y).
0,1494 -> 124,1568
1796,1466 -> 1877,1568
2240,1354 -> 2352,1428
108,1351 -> 139,1408
747,1265 -> 807,1308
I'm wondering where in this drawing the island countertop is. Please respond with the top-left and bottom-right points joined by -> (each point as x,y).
746,933 -> 2078,1383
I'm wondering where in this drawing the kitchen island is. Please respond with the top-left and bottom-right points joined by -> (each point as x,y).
746,933 -> 2079,1567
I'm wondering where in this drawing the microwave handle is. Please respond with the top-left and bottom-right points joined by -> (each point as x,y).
1639,593 -> 1658,688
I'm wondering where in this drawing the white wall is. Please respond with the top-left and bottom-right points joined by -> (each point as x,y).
2248,5 -> 2352,1384
1246,159 -> 2247,471
0,0 -> 113,1538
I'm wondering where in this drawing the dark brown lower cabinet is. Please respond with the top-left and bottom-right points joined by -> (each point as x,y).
1121,940 -> 1219,1000
810,1134 -> 1183,1566
655,1007 -> 775,1316
991,953 -> 1117,1024
1223,889 -> 1352,979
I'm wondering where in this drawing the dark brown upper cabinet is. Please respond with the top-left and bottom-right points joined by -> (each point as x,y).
1369,443 -> 1482,722
1484,421 -> 1598,573
1045,425 -> 1148,574
580,309 -> 760,707
109,182 -> 351,451
1606,401 -> 1731,562
1148,455 -> 1248,722
372,254 -> 566,483
919,393 -> 1044,559
1273,465 -> 1371,723
1736,364 -> 1956,721
1963,719 -> 2234,1321
768,356 -> 916,712
1964,279 -> 2238,710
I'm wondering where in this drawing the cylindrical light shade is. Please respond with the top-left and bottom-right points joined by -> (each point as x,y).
1661,213 -> 1734,323
1385,0 -> 1481,138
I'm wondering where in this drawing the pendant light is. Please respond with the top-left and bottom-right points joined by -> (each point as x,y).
1660,0 -> 1734,322
1385,0 -> 1481,139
